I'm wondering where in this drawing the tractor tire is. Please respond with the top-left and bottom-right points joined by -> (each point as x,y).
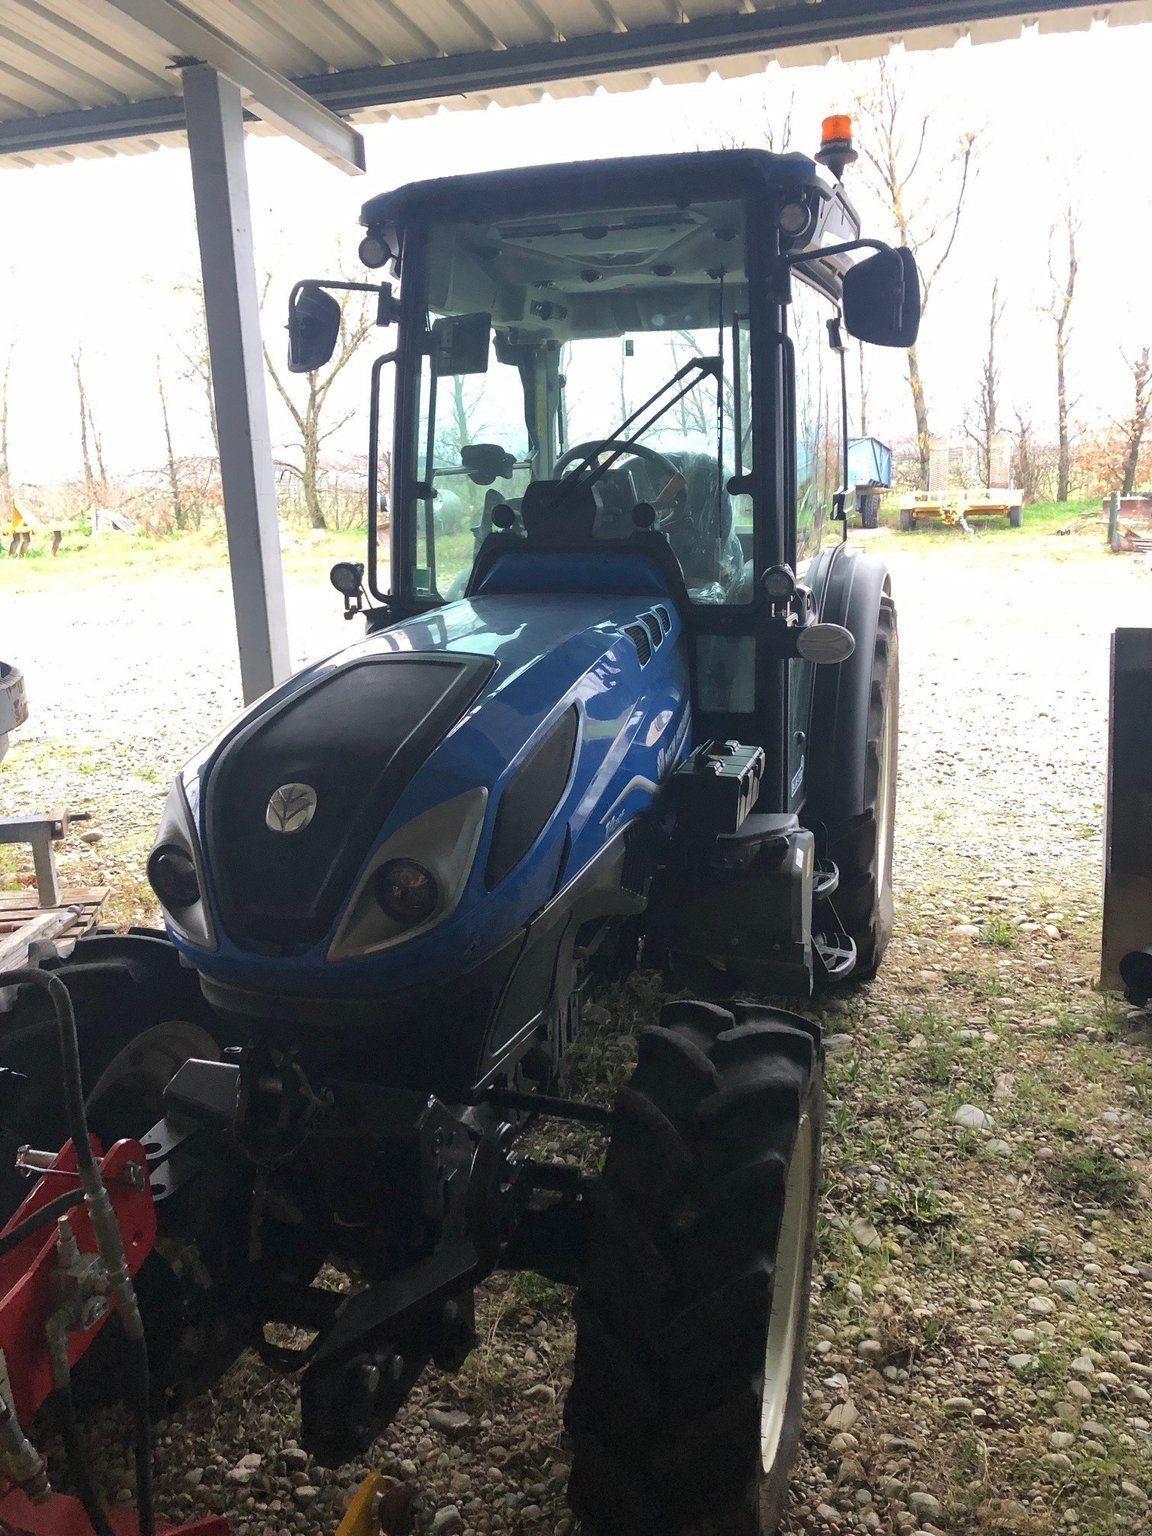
858,493 -> 881,530
1009,505 -> 1023,528
898,508 -> 915,532
566,1000 -> 824,1536
0,933 -> 223,1213
808,594 -> 898,981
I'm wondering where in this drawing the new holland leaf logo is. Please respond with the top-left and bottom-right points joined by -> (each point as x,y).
266,782 -> 318,834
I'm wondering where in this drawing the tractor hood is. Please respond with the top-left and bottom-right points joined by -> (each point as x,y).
155,592 -> 689,995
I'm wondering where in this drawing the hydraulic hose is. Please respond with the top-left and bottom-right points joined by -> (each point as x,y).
47,1349 -> 116,1536
0,1186 -> 84,1260
0,966 -> 156,1536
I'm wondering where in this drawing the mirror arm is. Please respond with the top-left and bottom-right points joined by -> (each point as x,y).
785,238 -> 890,267
291,278 -> 385,297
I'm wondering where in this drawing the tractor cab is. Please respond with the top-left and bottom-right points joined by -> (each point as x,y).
298,145 -> 916,810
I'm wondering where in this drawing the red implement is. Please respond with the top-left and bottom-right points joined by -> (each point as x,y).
0,1139 -> 156,1425
0,1489 -> 229,1536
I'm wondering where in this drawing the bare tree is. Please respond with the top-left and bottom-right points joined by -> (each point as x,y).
0,345 -> 12,510
854,58 -> 978,484
1045,204 -> 1079,502
1119,346 -> 1152,495
857,345 -> 869,440
964,279 -> 1005,487
1009,409 -> 1059,505
174,281 -> 220,462
156,359 -> 187,531
263,282 -> 374,530
73,349 -> 107,506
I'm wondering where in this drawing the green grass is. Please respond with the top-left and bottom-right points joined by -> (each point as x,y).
976,917 -> 1018,949
0,524 -> 371,588
875,494 -> 1100,539
1046,1148 -> 1138,1207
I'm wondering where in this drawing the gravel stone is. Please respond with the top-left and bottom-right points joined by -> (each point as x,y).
953,1105 -> 993,1130
908,1492 -> 941,1518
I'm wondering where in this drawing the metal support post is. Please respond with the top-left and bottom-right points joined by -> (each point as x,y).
182,64 -> 290,704
1108,490 -> 1120,553
1100,628 -> 1152,992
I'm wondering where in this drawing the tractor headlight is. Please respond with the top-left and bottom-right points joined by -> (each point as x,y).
374,859 -> 440,925
148,844 -> 200,909
328,787 -> 488,961
148,779 -> 216,951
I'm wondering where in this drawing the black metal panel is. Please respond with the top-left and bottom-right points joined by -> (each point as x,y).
205,655 -> 491,949
0,2 -> 1101,158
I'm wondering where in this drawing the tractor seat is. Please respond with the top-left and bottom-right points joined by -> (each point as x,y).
659,450 -> 745,596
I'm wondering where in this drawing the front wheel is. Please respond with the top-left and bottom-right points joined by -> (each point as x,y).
566,1000 -> 824,1536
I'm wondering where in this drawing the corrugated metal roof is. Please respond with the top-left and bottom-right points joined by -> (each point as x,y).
3,0 -> 1152,168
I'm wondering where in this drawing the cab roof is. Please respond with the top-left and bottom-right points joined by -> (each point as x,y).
360,148 -> 857,243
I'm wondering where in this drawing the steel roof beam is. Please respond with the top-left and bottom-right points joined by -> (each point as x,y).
0,0 -> 1129,158
83,0 -> 365,172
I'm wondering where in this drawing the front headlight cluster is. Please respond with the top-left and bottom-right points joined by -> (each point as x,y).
328,787 -> 488,961
147,779 -> 215,950
374,858 -> 440,924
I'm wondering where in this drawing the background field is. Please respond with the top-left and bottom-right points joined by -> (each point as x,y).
1,516 -> 1150,1534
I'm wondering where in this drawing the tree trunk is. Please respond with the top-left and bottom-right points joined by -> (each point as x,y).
74,353 -> 97,505
1120,348 -> 1151,496
0,348 -> 11,510
303,376 -> 326,530
907,346 -> 931,486
1056,337 -> 1071,502
157,362 -> 186,531
857,346 -> 868,439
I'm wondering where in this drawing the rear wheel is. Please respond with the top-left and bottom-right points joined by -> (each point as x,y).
808,594 -> 898,981
567,1000 -> 824,1536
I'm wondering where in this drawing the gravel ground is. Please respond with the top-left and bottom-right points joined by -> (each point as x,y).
2,520 -> 1151,1535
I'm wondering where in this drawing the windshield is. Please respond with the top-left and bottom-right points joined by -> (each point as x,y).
402,198 -> 754,606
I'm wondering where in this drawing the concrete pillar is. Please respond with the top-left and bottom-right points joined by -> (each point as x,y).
183,63 -> 290,704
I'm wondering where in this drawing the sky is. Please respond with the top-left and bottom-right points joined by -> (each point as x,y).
3,18 -> 1152,488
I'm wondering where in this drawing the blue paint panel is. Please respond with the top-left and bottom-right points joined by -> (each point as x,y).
168,590 -> 691,997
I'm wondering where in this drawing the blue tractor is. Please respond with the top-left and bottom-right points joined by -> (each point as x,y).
0,133 -> 917,1535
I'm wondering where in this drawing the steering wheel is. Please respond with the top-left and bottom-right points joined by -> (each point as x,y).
554,439 -> 687,529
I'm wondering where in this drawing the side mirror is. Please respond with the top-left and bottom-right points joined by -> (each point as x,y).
842,248 -> 921,349
460,443 -> 516,484
431,313 -> 491,377
287,282 -> 341,373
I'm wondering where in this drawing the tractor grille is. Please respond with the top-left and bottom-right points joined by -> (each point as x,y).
640,612 -> 663,649
654,605 -> 672,634
623,624 -> 651,666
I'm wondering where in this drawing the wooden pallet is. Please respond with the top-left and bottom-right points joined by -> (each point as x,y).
0,887 -> 109,942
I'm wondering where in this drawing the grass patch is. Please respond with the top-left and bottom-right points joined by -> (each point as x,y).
976,918 -> 1018,949
1045,1148 -> 1137,1207
506,1271 -> 570,1317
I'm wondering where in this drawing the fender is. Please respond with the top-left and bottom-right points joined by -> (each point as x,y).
804,544 -> 892,819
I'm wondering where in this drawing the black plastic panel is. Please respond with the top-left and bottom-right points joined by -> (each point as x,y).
485,707 -> 579,888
